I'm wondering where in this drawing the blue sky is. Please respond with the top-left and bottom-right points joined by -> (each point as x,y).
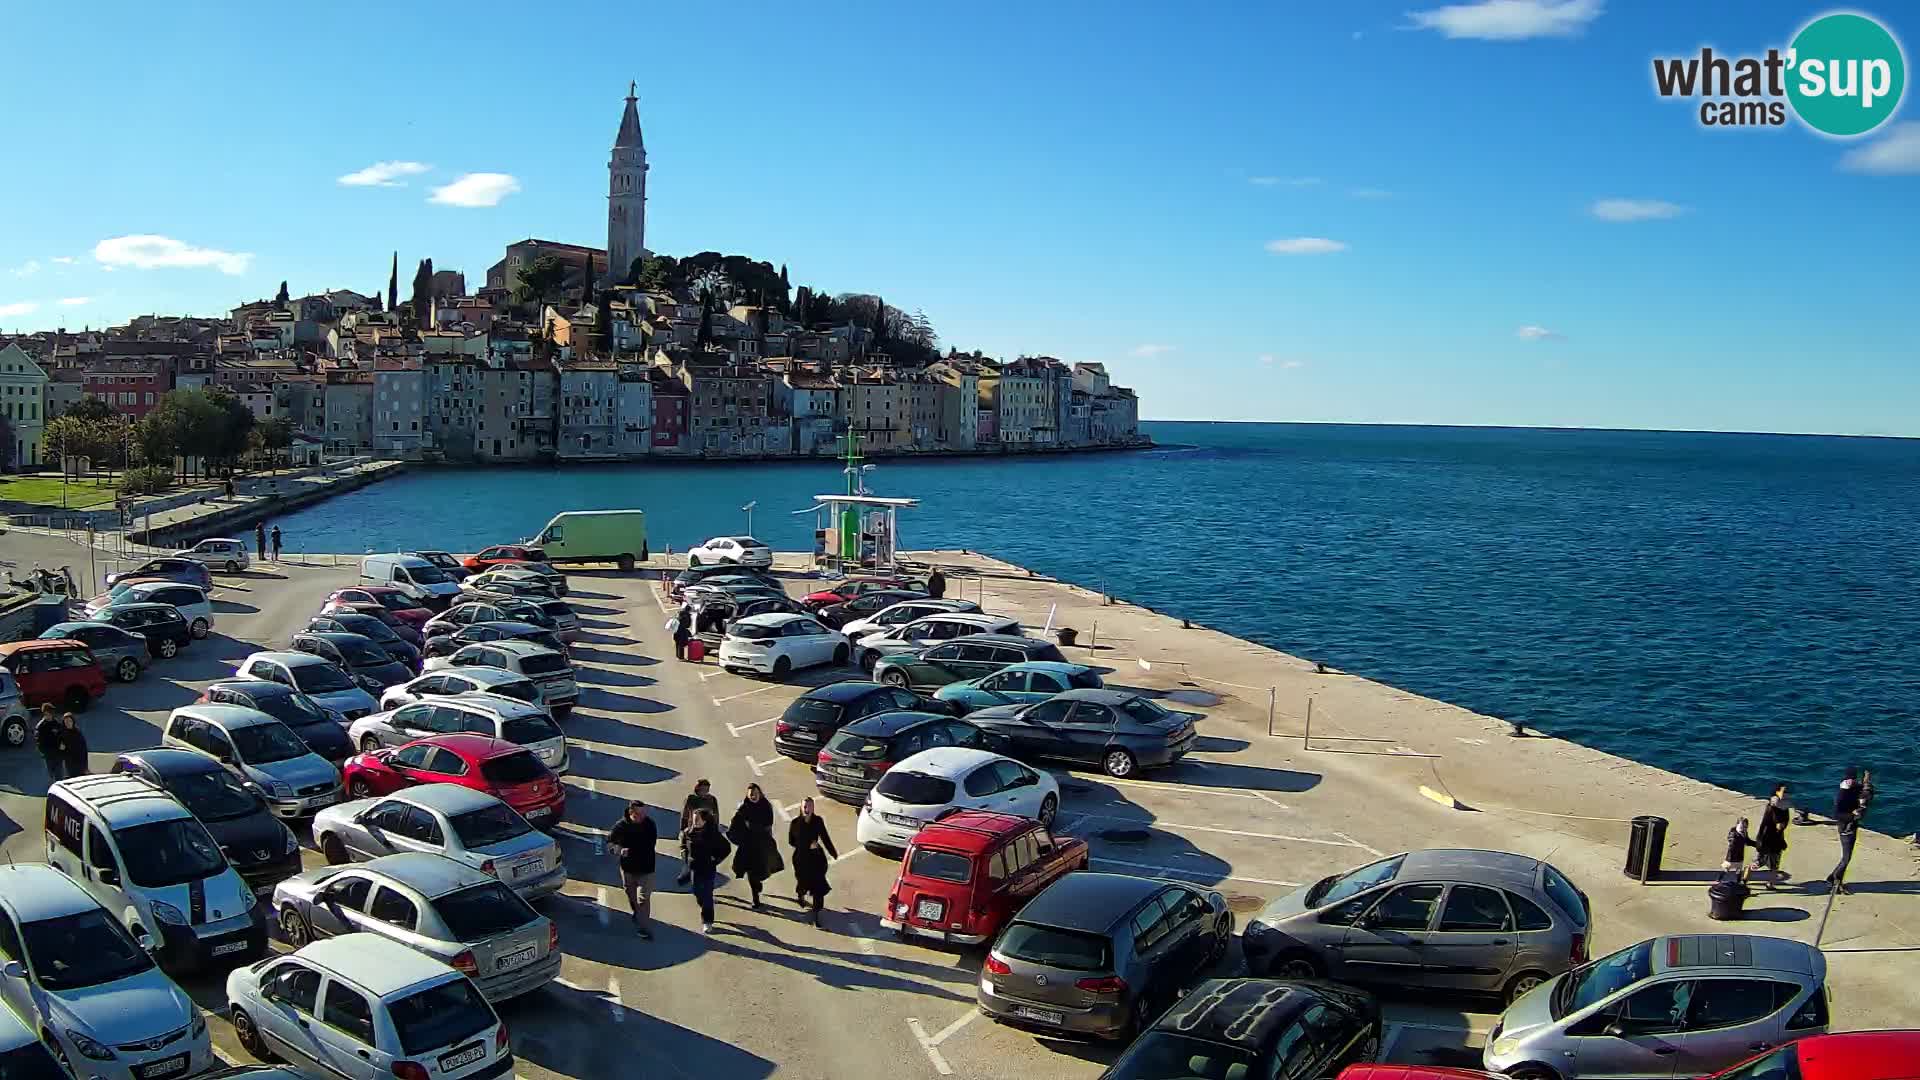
2,1 -> 1915,435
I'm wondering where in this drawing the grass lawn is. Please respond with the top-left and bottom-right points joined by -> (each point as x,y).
0,474 -> 121,509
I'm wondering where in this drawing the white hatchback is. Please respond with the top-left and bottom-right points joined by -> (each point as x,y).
855,747 -> 1060,852
717,613 -> 849,679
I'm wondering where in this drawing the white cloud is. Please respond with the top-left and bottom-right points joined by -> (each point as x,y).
1249,175 -> 1322,187
1589,197 -> 1686,222
1352,30 -> 1364,40
1265,237 -> 1348,255
0,301 -> 39,318
1350,187 -> 1393,199
58,297 -> 91,306
429,173 -> 521,207
50,256 -> 76,265
1516,325 -> 1563,340
1130,344 -> 1177,358
1838,122 -> 1920,174
10,260 -> 41,277
93,234 -> 253,275
1260,354 -> 1308,369
338,160 -> 433,187
1407,0 -> 1602,40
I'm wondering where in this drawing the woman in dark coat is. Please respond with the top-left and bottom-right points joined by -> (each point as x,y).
789,797 -> 839,926
728,783 -> 783,910
60,713 -> 89,778
1754,784 -> 1792,890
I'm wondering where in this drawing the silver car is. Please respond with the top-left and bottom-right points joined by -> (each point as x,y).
238,651 -> 381,721
0,671 -> 29,748
162,705 -> 344,819
349,695 -> 569,775
378,667 -> 545,712
1242,849 -> 1592,1006
42,620 -> 150,683
272,852 -> 559,1002
311,784 -> 565,900
1484,934 -> 1830,1080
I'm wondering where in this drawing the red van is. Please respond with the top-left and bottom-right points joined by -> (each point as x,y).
881,810 -> 1088,946
0,639 -> 106,711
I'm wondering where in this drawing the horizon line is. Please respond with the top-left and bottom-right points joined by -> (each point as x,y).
1139,418 -> 1920,443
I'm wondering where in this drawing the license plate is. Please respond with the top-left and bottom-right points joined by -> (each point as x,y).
211,940 -> 250,956
510,858 -> 542,879
438,1044 -> 487,1072
495,943 -> 539,972
525,806 -> 553,819
915,898 -> 944,920
833,766 -> 863,777
789,731 -> 816,742
307,793 -> 335,807
139,1055 -> 189,1079
1014,1006 -> 1064,1026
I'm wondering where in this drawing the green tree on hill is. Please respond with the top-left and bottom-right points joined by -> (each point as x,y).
514,255 -> 570,308
64,397 -> 112,422
411,258 -> 434,324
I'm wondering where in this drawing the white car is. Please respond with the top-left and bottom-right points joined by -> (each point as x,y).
854,747 -> 1059,851
175,537 -> 250,573
840,598 -> 982,641
687,535 -> 773,568
88,581 -> 215,639
379,668 -> 544,712
309,785 -> 565,900
717,613 -> 849,678
225,933 -> 513,1080
855,612 -> 1021,671
349,695 -> 569,775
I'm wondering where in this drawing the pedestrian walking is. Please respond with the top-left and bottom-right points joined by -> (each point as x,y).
672,607 -> 692,661
1755,783 -> 1793,890
255,523 -> 267,561
926,567 -> 946,599
676,779 -> 719,886
728,783 -> 783,910
682,809 -> 730,934
1826,803 -> 1864,895
788,797 -> 839,927
60,713 -> 89,778
270,525 -> 283,562
1722,816 -> 1757,875
608,800 -> 658,938
34,705 -> 65,785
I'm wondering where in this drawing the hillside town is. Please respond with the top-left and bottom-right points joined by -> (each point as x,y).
0,86 -> 1142,471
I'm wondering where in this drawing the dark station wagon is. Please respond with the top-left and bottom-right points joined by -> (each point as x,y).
773,681 -> 933,763
872,634 -> 1069,692
813,710 -> 994,803
966,688 -> 1199,779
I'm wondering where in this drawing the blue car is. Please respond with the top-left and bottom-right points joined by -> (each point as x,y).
933,660 -> 1104,713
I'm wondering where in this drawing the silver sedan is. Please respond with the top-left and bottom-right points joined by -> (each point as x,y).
271,852 -> 560,1002
309,784 -> 566,900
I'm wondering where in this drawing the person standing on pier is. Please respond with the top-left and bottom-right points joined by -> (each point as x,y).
926,567 -> 946,599
676,779 -> 719,886
1826,802 -> 1865,896
728,783 -> 783,911
789,797 -> 838,927
60,713 -> 89,778
270,525 -> 283,562
255,522 -> 267,562
608,799 -> 658,939
671,606 -> 692,661
1722,817 -> 1757,876
682,809 -> 729,934
34,705 -> 65,784
1755,783 -> 1793,890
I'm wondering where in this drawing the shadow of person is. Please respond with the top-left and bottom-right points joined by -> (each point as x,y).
503,980 -> 776,1080
574,688 -> 673,713
562,711 -> 702,751
575,668 -> 658,689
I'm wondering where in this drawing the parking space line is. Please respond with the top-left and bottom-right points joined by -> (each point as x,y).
595,887 -> 611,926
1091,855 -> 1300,888
606,976 -> 625,1023
713,683 -> 783,705
1060,773 -> 1275,802
1332,831 -> 1385,858
906,1019 -> 954,1076
928,1009 -> 978,1046
1075,813 -> 1366,849
745,755 -> 765,777
725,715 -> 780,738
700,669 -> 726,681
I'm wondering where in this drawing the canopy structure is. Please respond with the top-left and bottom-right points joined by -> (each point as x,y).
794,494 -> 919,574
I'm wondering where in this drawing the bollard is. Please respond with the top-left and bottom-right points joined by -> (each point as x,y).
1090,620 -> 1098,649
1303,697 -> 1313,749
1267,687 -> 1277,737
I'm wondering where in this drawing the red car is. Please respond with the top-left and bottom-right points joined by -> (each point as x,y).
803,575 -> 917,610
324,586 -> 434,627
1337,1068 -> 1496,1080
462,545 -> 549,572
0,639 -> 107,711
881,810 -> 1087,946
1704,1030 -> 1920,1079
340,733 -> 567,827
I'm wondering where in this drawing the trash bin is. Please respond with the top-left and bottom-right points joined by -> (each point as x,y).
1624,815 -> 1670,880
1709,876 -> 1750,920
1057,627 -> 1078,647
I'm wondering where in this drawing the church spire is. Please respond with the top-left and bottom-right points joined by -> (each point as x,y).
615,82 -> 644,149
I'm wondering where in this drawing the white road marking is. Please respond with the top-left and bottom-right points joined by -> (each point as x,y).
1064,773 -> 1276,802
1332,831 -> 1385,858
1381,1019 -> 1493,1036
1091,855 -> 1300,888
584,777 -> 599,794
929,1009 -> 978,1046
596,887 -> 611,926
832,849 -> 860,863
906,1019 -> 954,1076
725,716 -> 780,738
713,683 -> 782,705
745,755 -> 765,777
700,669 -> 725,681
1077,813 -> 1366,848
606,976 -> 624,1023
751,756 -> 786,773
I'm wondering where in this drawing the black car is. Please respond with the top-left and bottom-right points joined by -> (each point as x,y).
688,591 -> 808,637
98,601 -> 193,658
813,710 -> 994,803
965,688 -> 1199,779
324,600 -> 426,645
670,563 -> 779,598
815,588 -> 929,630
108,748 -> 303,894
288,631 -> 413,690
422,620 -> 567,658
773,681 -> 945,762
1095,979 -> 1381,1080
199,678 -> 354,764
306,612 -> 422,670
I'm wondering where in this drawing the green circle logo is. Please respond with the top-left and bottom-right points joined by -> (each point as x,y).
1787,12 -> 1906,136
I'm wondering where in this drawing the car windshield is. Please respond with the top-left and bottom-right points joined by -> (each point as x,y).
291,663 -> 355,693
906,847 -> 972,883
501,715 -> 561,744
997,923 -> 1111,971
112,818 -> 228,888
1542,863 -> 1588,923
1105,1032 -> 1256,1078
480,752 -> 546,785
824,730 -> 887,760
519,653 -> 569,676
729,623 -> 782,641
250,689 -> 330,727
875,771 -> 956,806
1067,669 -> 1104,689
1308,854 -> 1406,907
408,566 -> 451,585
20,909 -> 156,991
785,698 -> 844,727
0,1039 -> 66,1080
342,617 -> 397,642
389,977 -> 496,1056
231,721 -> 311,764
434,882 -> 539,941
1118,697 -> 1174,724
376,593 -> 418,612
450,805 -> 533,847
168,769 -> 263,821
539,601 -> 573,619
1555,940 -> 1655,1019
488,680 -> 540,704
337,641 -> 389,666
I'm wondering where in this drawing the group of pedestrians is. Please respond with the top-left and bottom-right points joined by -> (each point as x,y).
33,704 -> 89,783
1723,767 -> 1872,895
253,522 -> 283,562
605,779 -> 840,938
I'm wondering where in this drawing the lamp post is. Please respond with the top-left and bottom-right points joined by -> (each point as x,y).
741,500 -> 756,536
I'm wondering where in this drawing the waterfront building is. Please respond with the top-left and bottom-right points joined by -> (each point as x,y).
557,355 -> 621,457
372,359 -> 428,456
906,372 -> 941,450
648,368 -> 689,453
0,342 -> 49,468
981,357 -> 1052,446
680,356 -> 770,455
780,367 -> 841,456
322,371 -> 374,452
925,360 -> 979,451
82,357 -> 170,420
45,370 -> 83,420
616,367 -> 652,456
842,369 -> 908,450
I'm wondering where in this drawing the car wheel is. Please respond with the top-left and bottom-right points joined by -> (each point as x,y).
832,644 -> 849,666
360,734 -> 382,753
881,669 -> 909,688
45,1032 -> 73,1075
772,656 -> 792,680
116,658 -> 140,683
320,833 -> 349,865
1206,921 -> 1230,965
860,650 -> 879,674
158,637 -> 179,658
1037,793 -> 1058,826
617,554 -> 635,573
225,560 -> 241,574
280,906 -> 311,947
63,687 -> 89,712
231,1007 -> 274,1061
190,617 -> 210,639
687,555 -> 701,568
1354,1026 -> 1381,1063
1505,970 -> 1551,1006
348,777 -> 374,798
1102,748 -> 1138,778
1507,1066 -> 1560,1080
1270,949 -> 1323,980
2,716 -> 26,747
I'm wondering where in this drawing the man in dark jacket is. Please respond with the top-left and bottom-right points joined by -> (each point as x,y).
676,779 -> 719,885
926,567 -> 946,599
682,810 -> 729,934
255,523 -> 268,561
33,705 -> 65,785
1827,803 -> 1865,895
608,800 -> 658,938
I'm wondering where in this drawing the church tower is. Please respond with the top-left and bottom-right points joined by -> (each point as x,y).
607,82 -> 649,286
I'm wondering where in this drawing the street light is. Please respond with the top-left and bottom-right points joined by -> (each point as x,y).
741,500 -> 756,536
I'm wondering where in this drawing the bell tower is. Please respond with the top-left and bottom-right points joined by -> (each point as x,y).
607,82 -> 648,286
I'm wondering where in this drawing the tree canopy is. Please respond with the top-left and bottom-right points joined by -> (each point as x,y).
514,255 -> 571,306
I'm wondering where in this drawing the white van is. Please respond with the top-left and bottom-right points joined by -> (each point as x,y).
361,555 -> 463,608
44,773 -> 270,973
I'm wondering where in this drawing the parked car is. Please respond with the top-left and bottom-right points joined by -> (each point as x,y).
815,711 -> 995,803
936,661 -> 1106,713
323,587 -> 434,628
174,536 -> 250,573
856,747 -> 1059,852
815,588 -> 929,631
406,550 -> 471,581
198,679 -> 353,763
340,734 -> 566,828
1339,1070 -> 1498,1080
380,668 -> 545,713
321,599 -> 426,645
461,544 -> 548,571
685,591 -> 807,638
467,565 -> 566,596
0,671 -> 30,748
351,696 -> 568,775
422,642 -> 576,716
224,933 -> 513,1080
289,631 -> 414,691
718,613 -> 851,678
687,535 -> 773,568
1243,849 -> 1592,1007
0,639 -> 105,711
423,599 -> 555,640
0,975 -> 67,1079
422,621 -> 567,661
360,554 -> 464,609
41,620 -> 149,683
966,688 -> 1198,778
1483,934 -> 1830,1080
880,809 -> 1087,946
669,562 -> 779,599
271,853 -> 559,1002
162,705 -> 343,819
840,597 -> 982,641
310,785 -> 565,900
802,575 -> 918,610
873,634 -> 1070,692
856,613 -> 1024,672
979,872 -> 1233,1040
0,864 -> 216,1080
306,612 -> 423,670
97,602 -> 194,659
236,652 -> 381,721
773,681 -> 937,763
1101,979 -> 1382,1080
88,581 -> 214,639
1700,1030 -> 1920,1080
529,598 -> 580,640
106,556 -> 213,590
108,748 -> 304,895
460,574 -> 560,603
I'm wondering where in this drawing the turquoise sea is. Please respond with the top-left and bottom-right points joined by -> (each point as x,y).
274,422 -> 1920,835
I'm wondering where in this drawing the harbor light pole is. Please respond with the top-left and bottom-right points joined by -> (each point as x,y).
741,500 -> 756,536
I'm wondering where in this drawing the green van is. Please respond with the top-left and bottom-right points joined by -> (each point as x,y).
529,510 -> 649,571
